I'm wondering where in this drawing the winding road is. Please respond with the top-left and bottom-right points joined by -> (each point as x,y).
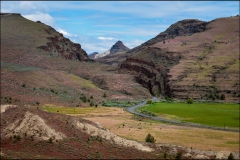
126,98 -> 239,132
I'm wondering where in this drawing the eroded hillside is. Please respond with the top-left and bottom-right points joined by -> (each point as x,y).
0,105 -> 156,159
1,105 -> 239,159
0,13 -> 151,106
120,16 -> 239,102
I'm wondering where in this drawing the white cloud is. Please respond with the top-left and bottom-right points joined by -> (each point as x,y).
81,43 -> 108,54
23,12 -> 54,26
1,1 -> 49,14
19,1 -> 38,10
57,28 -> 77,37
97,37 -> 116,41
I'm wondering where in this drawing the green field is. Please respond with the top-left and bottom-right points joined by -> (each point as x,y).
42,104 -> 112,115
138,102 -> 239,129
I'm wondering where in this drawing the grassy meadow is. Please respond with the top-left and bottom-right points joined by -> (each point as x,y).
42,104 -> 113,115
138,102 -> 239,129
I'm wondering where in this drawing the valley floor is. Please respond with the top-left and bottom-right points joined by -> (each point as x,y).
44,105 -> 239,152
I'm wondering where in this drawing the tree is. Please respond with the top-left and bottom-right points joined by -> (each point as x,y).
228,153 -> 234,160
186,98 -> 193,104
176,152 -> 182,160
147,100 -> 152,104
220,94 -> 225,100
80,95 -> 87,103
48,137 -> 53,143
90,101 -> 94,107
103,93 -> 107,98
22,83 -> 26,87
164,153 -> 167,159
145,133 -> 155,143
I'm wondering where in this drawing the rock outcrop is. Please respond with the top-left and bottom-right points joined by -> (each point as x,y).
128,19 -> 208,55
37,27 -> 89,61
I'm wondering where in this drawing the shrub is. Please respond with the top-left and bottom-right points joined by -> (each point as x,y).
31,135 -> 34,141
164,153 -> 167,159
90,101 -> 94,107
228,153 -> 234,160
139,109 -> 155,116
103,93 -> 107,98
176,152 -> 182,160
90,95 -> 93,99
147,100 -> 152,104
36,101 -> 40,106
209,93 -> 214,99
187,98 -> 193,104
49,137 -> 53,143
220,94 -> 225,100
80,95 -> 87,103
22,83 -> 26,87
16,135 -> 21,141
145,133 -> 155,143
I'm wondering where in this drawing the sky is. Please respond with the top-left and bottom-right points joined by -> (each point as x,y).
1,1 -> 239,54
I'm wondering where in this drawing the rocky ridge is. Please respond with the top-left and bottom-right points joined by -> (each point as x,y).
37,27 -> 89,61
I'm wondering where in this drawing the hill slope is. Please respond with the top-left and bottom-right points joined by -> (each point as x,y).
0,105 -> 156,159
0,13 -> 151,106
120,16 -> 239,102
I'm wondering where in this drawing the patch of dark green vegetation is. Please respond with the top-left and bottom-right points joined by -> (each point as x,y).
102,101 -> 140,107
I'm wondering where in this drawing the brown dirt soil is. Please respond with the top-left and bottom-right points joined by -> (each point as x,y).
1,104 -> 239,159
0,105 -> 159,159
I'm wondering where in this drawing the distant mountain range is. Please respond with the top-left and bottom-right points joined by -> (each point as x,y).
94,41 -> 129,59
88,52 -> 98,59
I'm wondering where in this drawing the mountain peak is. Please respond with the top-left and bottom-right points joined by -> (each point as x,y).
110,40 -> 129,54
115,40 -> 123,44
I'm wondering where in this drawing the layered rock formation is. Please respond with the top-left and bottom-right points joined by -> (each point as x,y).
120,17 -> 239,102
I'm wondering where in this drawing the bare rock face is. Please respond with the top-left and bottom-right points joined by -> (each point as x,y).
37,27 -> 89,62
120,48 -> 181,97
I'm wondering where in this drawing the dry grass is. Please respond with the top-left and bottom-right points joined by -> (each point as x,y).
78,107 -> 239,152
